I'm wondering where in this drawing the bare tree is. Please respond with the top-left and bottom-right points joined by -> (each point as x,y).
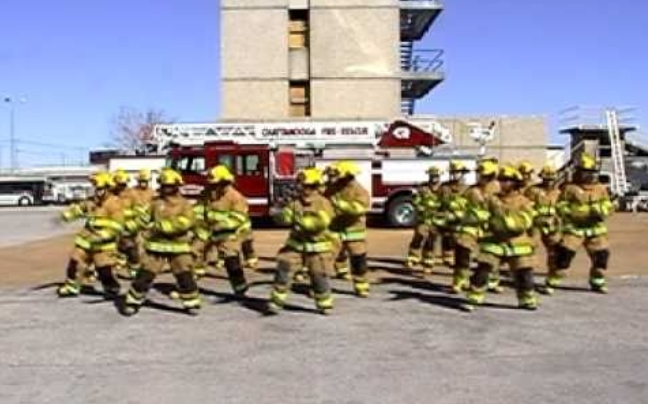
110,107 -> 172,154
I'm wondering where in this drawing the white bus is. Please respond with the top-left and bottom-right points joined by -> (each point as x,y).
0,176 -> 53,206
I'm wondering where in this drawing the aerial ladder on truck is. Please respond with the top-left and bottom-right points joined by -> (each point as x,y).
147,119 -> 453,155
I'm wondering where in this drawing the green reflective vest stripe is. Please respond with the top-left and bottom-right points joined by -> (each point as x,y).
94,228 -> 118,242
207,210 -> 246,231
86,217 -> 124,233
481,242 -> 534,257
134,205 -> 150,217
211,229 -> 237,241
333,198 -> 367,216
144,240 -> 192,254
74,236 -> 117,252
206,210 -> 229,222
536,205 -> 557,216
124,219 -> 140,235
74,236 -> 92,250
194,227 -> 211,241
457,225 -> 481,238
562,223 -> 608,238
339,229 -> 366,242
240,220 -> 252,232
175,216 -> 192,230
124,208 -> 137,219
63,205 -> 84,222
285,238 -> 331,253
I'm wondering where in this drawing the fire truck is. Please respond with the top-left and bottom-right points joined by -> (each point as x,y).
150,119 -> 478,227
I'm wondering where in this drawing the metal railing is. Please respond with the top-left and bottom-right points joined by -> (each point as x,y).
406,49 -> 444,73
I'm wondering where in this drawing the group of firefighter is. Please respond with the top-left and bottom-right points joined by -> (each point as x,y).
406,154 -> 613,311
55,151 -> 613,315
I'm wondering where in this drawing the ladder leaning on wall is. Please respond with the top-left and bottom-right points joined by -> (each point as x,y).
605,109 -> 630,197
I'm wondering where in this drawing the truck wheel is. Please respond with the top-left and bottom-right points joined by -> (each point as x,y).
386,195 -> 415,228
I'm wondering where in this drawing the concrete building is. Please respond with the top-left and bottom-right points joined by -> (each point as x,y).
219,1 -> 553,167
220,0 -> 443,120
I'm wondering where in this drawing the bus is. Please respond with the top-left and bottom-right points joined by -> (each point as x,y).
0,176 -> 53,207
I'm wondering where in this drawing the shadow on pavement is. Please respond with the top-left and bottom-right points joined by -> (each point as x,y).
379,276 -> 447,294
388,289 -> 467,312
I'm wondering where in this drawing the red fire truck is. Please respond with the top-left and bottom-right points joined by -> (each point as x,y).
151,119 -> 477,227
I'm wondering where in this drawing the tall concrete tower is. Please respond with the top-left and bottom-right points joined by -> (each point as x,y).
220,0 -> 444,121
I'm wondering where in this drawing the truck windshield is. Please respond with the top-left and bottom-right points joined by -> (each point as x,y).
170,155 -> 206,175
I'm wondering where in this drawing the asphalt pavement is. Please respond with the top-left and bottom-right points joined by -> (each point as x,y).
0,276 -> 646,404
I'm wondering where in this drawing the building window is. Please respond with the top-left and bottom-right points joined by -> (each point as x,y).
288,10 -> 309,49
289,81 -> 310,117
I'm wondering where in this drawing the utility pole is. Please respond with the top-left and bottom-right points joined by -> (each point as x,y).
3,96 -> 26,172
9,106 -> 15,171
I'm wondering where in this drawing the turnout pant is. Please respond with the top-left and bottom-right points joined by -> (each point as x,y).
469,252 -> 537,307
407,223 -> 437,268
270,248 -> 334,311
61,247 -> 121,296
126,252 -> 200,308
332,237 -> 370,296
553,233 -> 610,290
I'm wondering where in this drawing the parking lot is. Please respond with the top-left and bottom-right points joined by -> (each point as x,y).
0,212 -> 647,404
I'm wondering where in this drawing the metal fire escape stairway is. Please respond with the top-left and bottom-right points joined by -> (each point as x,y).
400,40 -> 415,115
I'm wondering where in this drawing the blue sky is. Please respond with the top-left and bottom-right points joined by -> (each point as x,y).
0,0 -> 646,167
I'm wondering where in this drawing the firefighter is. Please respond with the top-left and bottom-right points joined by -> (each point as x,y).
111,169 -> 143,279
518,161 -> 536,194
548,153 -> 614,294
121,168 -> 200,316
267,167 -> 335,315
56,172 -> 125,299
191,190 -> 211,278
452,159 -> 500,294
432,160 -> 470,269
201,165 -> 251,296
325,161 -> 372,298
128,169 -> 156,277
525,164 -> 562,289
241,228 -> 259,270
406,166 -> 442,274
464,165 -> 538,311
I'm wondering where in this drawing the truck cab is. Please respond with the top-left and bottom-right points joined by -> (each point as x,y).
168,142 -> 313,217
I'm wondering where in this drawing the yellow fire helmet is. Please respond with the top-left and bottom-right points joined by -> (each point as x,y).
518,161 -> 535,175
112,169 -> 131,185
298,167 -> 324,186
449,160 -> 469,173
334,160 -> 361,178
159,168 -> 184,186
426,166 -> 441,177
477,159 -> 499,176
207,165 -> 235,184
92,172 -> 115,189
498,164 -> 523,182
577,153 -> 598,171
539,164 -> 558,179
137,168 -> 152,182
